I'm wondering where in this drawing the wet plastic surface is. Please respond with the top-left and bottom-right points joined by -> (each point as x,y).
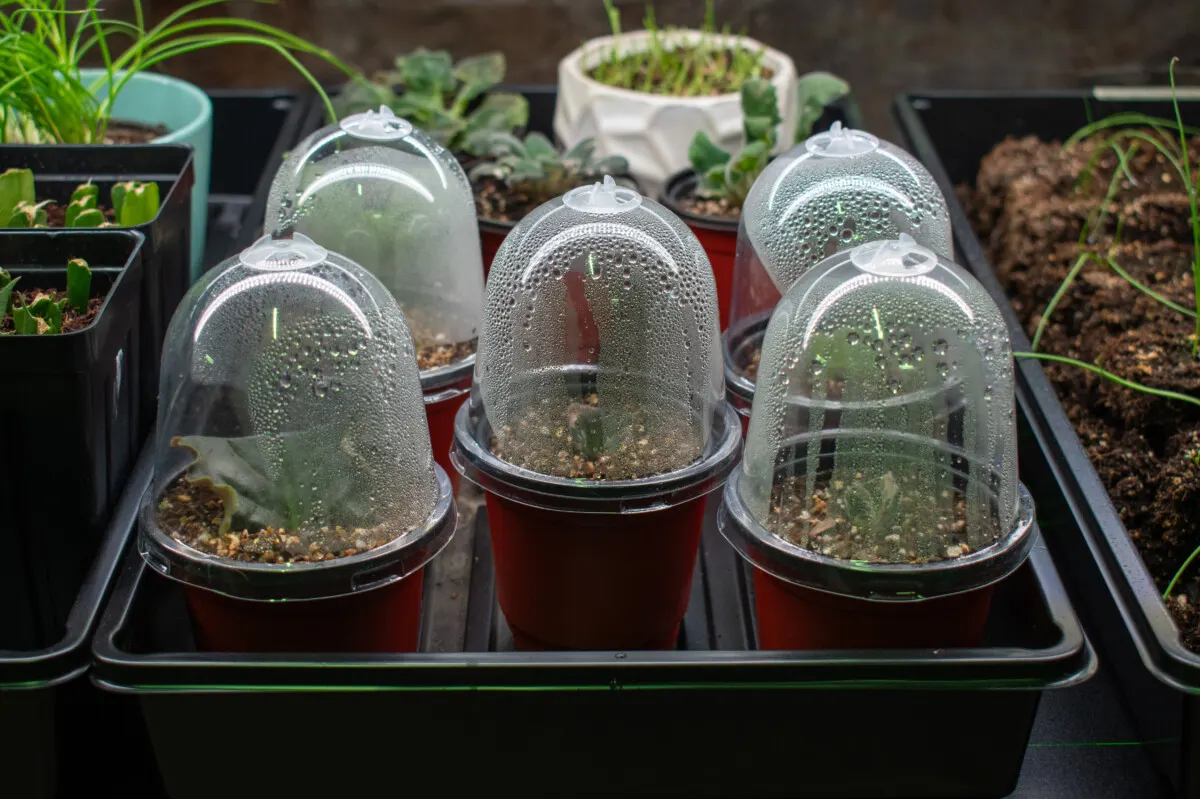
894,90 -> 1200,798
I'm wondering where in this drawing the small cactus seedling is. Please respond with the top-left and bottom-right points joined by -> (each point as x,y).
0,167 -> 35,221
65,182 -> 105,227
687,78 -> 780,209
7,199 -> 51,227
110,180 -> 160,226
468,133 -> 631,207
3,258 -> 91,335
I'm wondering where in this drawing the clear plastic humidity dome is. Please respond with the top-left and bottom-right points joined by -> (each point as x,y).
723,235 -> 1034,598
139,233 -> 454,600
265,106 -> 484,377
725,123 -> 952,404
469,177 -> 726,483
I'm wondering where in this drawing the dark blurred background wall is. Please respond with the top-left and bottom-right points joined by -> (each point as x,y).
110,0 -> 1200,134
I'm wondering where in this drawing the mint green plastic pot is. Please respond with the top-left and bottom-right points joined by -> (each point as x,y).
82,69 -> 212,277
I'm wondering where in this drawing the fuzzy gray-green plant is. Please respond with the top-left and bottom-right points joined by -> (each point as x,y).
468,133 -> 631,207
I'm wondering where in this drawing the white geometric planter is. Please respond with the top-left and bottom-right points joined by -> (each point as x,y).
554,30 -> 798,199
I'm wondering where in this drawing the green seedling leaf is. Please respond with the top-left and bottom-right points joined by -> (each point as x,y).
453,52 -> 506,110
70,182 -> 99,206
795,71 -> 851,142
12,294 -> 63,334
110,182 -> 128,219
0,167 -> 35,219
67,200 -> 103,227
689,131 -> 732,175
7,200 -> 49,228
741,79 -> 781,130
0,271 -> 18,317
522,132 -> 556,159
475,92 -> 529,130
400,48 -> 455,96
116,182 -> 160,226
66,258 -> 91,314
171,431 -> 373,536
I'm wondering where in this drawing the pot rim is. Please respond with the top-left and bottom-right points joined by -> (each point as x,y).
721,309 -> 770,412
138,464 -> 458,602
718,461 -> 1037,603
421,352 -> 475,396
78,67 -> 213,144
660,169 -> 742,232
451,391 -> 742,514
560,30 -> 797,106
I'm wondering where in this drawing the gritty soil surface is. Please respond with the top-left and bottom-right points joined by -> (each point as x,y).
680,193 -> 740,221
490,391 -> 702,480
415,336 -> 476,371
40,203 -> 116,229
742,346 -> 761,380
156,476 -> 395,564
0,289 -> 103,333
768,473 -> 981,564
961,129 -> 1200,651
587,48 -> 772,96
103,120 -> 166,145
475,177 -> 571,225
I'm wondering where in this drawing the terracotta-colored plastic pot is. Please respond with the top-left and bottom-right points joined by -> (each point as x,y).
452,396 -> 742,651
479,218 -> 511,278
183,568 -> 426,653
719,465 -> 1037,651
140,466 -> 458,654
752,569 -> 995,650
661,170 -> 738,329
486,492 -> 707,650
423,357 -> 473,494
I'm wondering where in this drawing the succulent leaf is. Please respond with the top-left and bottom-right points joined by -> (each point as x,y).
68,202 -> 104,228
66,258 -> 91,314
688,132 -> 732,175
0,168 -> 35,220
117,181 -> 160,226
795,71 -> 851,142
70,181 -> 99,206
0,270 -> 18,317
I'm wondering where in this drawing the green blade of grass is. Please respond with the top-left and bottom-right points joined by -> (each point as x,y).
1015,351 -> 1200,408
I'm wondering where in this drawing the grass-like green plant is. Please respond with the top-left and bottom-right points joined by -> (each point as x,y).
0,0 -> 354,144
468,132 -> 630,208
1,168 -> 160,226
333,48 -> 528,153
1007,59 -> 1200,599
687,78 -> 778,208
1,257 -> 91,335
588,0 -> 767,97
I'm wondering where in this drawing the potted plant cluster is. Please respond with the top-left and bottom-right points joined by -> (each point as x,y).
721,122 -> 952,430
265,107 -> 486,487
138,233 -> 457,652
894,61 -> 1200,792
719,234 -> 1038,649
555,0 -> 799,197
452,176 -> 741,650
0,229 -> 145,650
469,131 -> 635,271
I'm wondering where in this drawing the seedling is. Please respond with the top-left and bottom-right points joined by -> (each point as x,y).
333,48 -> 529,153
0,168 -> 35,219
0,171 -> 159,228
687,78 -> 779,208
2,258 -> 92,335
0,0 -> 353,144
468,133 -> 631,206
110,180 -> 160,226
794,72 -> 852,143
589,0 -> 767,97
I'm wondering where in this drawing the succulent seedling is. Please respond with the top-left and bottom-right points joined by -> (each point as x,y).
0,167 -> 35,220
333,48 -> 529,153
110,180 -> 160,226
687,78 -> 781,209
3,258 -> 91,335
468,133 -> 631,207
794,72 -> 852,144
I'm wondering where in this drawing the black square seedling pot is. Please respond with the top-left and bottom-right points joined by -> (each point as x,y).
205,89 -> 314,265
1,444 -> 156,798
0,230 -> 145,649
94,460 -> 1093,798
0,145 -> 193,438
894,90 -> 1200,797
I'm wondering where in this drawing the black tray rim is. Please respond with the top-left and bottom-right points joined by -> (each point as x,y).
892,88 -> 1200,693
91,453 -> 1095,693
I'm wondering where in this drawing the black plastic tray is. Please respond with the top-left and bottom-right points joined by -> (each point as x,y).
0,230 -> 145,649
95,462 -> 1092,799
893,89 -> 1200,797
0,144 -> 194,437
204,89 -> 314,267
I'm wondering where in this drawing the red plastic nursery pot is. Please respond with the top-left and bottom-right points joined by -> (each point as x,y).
452,398 -> 743,652
479,218 -> 510,277
140,467 -> 458,654
661,171 -> 738,329
183,568 -> 425,653
423,359 -> 474,493
718,465 -> 1038,652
